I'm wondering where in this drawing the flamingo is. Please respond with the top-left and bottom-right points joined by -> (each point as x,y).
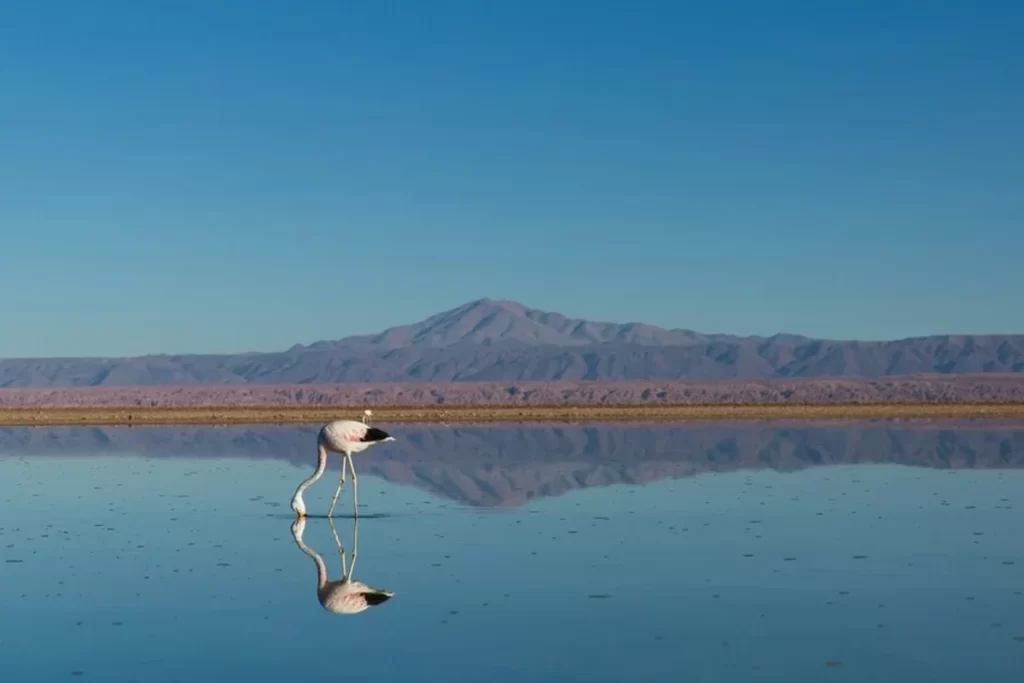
290,515 -> 394,615
290,417 -> 396,518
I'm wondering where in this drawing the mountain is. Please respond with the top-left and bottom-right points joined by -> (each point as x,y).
1,298 -> 1023,388
302,298 -> 714,351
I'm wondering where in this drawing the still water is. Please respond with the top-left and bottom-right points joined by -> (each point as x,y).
1,421 -> 1023,682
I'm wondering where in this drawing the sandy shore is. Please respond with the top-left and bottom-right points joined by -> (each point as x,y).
2,403 -> 1024,426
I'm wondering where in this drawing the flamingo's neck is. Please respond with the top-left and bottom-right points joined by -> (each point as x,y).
292,521 -> 329,589
292,446 -> 327,514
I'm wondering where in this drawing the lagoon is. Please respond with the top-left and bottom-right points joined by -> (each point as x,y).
1,421 -> 1023,681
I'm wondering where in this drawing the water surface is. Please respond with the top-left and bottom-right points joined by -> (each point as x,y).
1,421 -> 1023,681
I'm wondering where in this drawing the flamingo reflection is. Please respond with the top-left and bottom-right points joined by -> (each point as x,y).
290,516 -> 395,615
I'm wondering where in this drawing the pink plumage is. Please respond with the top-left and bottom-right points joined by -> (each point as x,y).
291,417 -> 396,518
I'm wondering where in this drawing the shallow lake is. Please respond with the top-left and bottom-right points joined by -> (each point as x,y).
2,421 -> 1023,682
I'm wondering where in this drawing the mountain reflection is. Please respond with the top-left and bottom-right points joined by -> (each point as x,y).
2,422 -> 1023,507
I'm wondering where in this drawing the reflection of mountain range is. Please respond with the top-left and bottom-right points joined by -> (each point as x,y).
2,423 -> 1023,507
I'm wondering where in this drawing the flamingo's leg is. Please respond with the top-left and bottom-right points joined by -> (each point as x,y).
348,452 -> 359,518
349,514 -> 359,577
327,454 -> 348,518
328,515 -> 348,577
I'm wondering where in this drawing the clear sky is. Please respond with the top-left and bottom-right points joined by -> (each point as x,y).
2,0 -> 1022,358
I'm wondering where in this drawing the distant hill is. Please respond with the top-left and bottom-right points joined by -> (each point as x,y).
1,298 -> 1023,387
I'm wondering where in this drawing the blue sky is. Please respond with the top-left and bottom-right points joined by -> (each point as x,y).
2,1 -> 1022,357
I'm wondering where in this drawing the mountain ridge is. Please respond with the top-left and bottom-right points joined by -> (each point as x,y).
1,298 -> 1023,387
295,298 -> 721,352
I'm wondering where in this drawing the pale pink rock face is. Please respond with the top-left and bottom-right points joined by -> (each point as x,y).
1,376 -> 1024,408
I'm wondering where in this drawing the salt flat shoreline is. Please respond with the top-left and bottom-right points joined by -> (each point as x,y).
2,402 -> 1024,426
